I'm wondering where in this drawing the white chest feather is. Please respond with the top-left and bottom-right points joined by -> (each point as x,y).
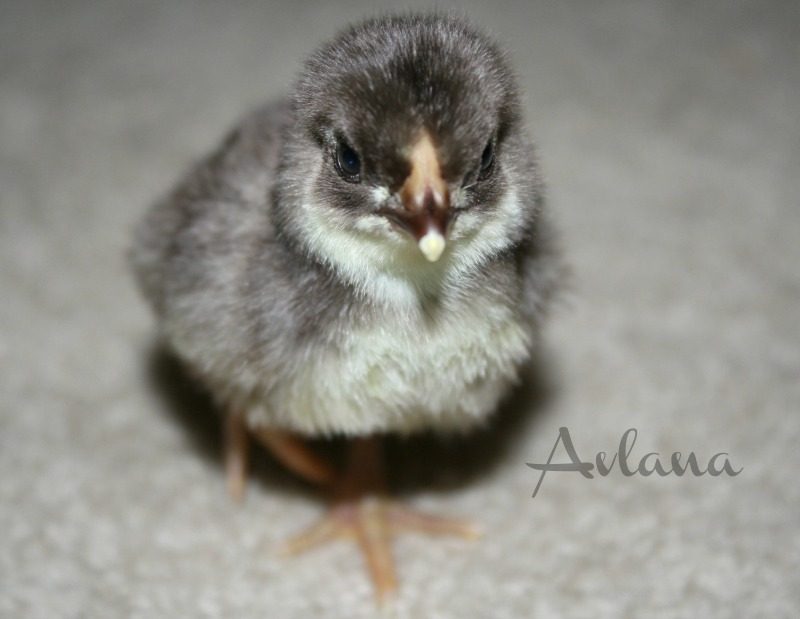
245,176 -> 534,434
257,290 -> 533,435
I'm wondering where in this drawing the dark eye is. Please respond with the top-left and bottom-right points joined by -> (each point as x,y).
478,140 -> 495,179
335,140 -> 361,181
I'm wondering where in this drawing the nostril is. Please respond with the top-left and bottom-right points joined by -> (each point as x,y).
404,184 -> 448,213
421,188 -> 437,213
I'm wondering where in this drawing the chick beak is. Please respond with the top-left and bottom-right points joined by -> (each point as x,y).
398,132 -> 451,262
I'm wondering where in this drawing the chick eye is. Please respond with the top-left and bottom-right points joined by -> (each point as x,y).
335,140 -> 361,181
478,140 -> 495,179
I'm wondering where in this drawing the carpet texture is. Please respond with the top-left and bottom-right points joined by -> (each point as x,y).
2,1 -> 799,617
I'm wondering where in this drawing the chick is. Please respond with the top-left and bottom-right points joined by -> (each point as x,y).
131,13 -> 562,602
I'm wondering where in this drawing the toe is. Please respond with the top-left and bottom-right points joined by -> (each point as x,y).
354,499 -> 397,602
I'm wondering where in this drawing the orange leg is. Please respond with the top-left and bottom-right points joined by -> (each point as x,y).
223,418 -> 478,603
280,437 -> 480,604
224,410 -> 249,502
251,426 -> 337,486
223,412 -> 337,501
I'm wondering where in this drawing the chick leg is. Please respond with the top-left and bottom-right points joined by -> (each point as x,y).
280,436 -> 480,603
224,412 -> 337,500
224,410 -> 249,501
252,427 -> 337,486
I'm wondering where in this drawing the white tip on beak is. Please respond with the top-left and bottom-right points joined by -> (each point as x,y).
418,229 -> 446,262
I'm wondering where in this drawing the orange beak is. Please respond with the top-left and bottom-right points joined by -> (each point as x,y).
397,132 -> 451,262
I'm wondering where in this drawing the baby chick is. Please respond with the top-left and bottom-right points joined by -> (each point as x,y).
131,13 -> 561,602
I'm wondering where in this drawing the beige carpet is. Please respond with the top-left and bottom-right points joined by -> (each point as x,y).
2,1 -> 799,617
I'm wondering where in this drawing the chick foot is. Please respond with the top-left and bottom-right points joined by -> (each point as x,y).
278,437 -> 480,603
281,497 -> 479,601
